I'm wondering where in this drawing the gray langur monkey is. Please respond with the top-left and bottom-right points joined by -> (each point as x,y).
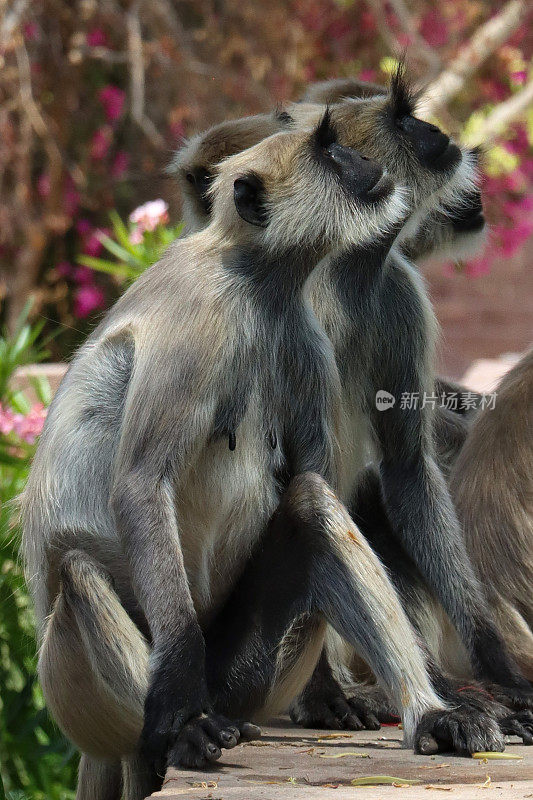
302,75 -> 487,266
22,115 -> 461,800
341,348 -> 533,741
295,76 -> 532,736
290,75 -> 533,731
449,347 -> 533,681
171,67 -> 533,746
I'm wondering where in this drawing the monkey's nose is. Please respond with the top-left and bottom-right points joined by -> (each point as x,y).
397,115 -> 450,164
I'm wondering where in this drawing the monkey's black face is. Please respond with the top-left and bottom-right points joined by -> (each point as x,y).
386,70 -> 461,174
314,110 -> 394,205
232,111 -> 396,233
394,115 -> 461,172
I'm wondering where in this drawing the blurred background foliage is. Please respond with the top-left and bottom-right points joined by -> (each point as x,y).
0,0 -> 532,796
0,0 -> 532,357
0,306 -> 76,799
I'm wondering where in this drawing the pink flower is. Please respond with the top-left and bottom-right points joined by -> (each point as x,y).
73,284 -> 106,318
56,261 -> 73,278
73,266 -> 95,285
129,199 -> 169,240
511,71 -> 527,85
83,233 -> 104,257
86,28 -> 108,48
37,173 -> 50,197
464,256 -> 492,278
420,10 -> 447,47
23,21 -> 40,41
111,150 -> 129,178
99,85 -> 125,123
76,218 -> 92,236
90,126 -> 112,160
63,182 -> 80,217
0,407 -> 15,435
359,68 -> 377,82
130,228 -> 144,245
12,404 -> 47,444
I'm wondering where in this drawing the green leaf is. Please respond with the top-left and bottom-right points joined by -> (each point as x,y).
29,377 -> 52,407
78,256 -> 130,279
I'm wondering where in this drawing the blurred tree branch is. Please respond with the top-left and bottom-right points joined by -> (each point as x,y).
418,0 -> 527,116
384,0 -> 441,74
127,0 -> 166,149
466,80 -> 533,147
0,0 -> 29,49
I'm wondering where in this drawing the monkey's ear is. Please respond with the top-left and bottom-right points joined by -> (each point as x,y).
234,174 -> 268,227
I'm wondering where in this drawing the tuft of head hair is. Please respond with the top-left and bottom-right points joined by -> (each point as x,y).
313,107 -> 338,150
389,62 -> 420,118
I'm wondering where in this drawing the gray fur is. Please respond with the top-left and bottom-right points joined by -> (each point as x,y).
22,124 -> 445,798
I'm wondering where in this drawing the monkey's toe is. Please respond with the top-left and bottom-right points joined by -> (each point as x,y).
238,720 -> 261,740
167,713 -> 256,769
347,684 -> 400,727
500,711 -> 533,745
490,685 -> 533,714
290,687 -> 366,731
415,707 -> 505,756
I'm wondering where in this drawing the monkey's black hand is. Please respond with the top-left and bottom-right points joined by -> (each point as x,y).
291,669 -> 398,731
499,710 -> 533,745
443,190 -> 485,233
291,678 -> 369,731
166,713 -> 261,769
142,695 -> 260,774
140,662 -> 261,775
415,706 -> 505,756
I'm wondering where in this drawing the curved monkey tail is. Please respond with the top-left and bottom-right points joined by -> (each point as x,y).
38,550 -> 152,798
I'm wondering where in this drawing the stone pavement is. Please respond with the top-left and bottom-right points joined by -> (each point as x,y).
150,721 -> 533,800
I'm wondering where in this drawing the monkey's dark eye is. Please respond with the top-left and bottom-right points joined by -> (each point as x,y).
185,172 -> 196,185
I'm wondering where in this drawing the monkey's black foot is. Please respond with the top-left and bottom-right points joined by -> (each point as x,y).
290,682 -> 397,731
166,713 -> 261,769
499,710 -> 533,745
443,683 -> 533,746
346,684 -> 400,728
415,706 -> 505,756
488,684 -> 533,714
290,681 -> 365,730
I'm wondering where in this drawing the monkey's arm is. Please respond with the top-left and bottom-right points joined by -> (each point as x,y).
368,260 -> 533,704
110,346 -> 250,771
400,191 -> 486,264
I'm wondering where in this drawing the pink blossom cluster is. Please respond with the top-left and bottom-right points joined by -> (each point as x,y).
55,219 -> 108,318
129,200 -> 170,244
465,123 -> 533,277
0,404 -> 47,444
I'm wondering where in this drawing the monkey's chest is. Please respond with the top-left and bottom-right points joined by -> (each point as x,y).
175,398 -> 286,623
175,345 -> 341,622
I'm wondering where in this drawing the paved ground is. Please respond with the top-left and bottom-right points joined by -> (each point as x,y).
150,721 -> 533,799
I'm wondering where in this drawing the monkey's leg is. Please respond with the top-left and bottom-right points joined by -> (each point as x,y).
290,403 -> 473,732
491,593 -> 533,683
197,472 -> 507,756
76,755 -> 122,800
349,468 -> 533,747
38,549 -> 157,800
368,263 -> 533,710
